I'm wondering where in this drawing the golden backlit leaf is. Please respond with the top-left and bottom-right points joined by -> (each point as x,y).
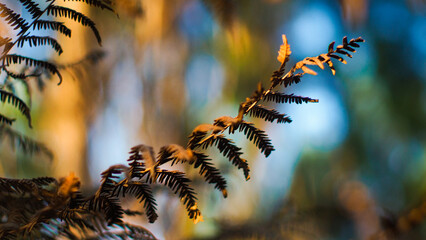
277,34 -> 291,64
301,66 -> 317,75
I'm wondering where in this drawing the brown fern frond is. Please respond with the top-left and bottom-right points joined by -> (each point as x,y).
0,3 -> 29,32
17,0 -> 43,19
129,145 -> 157,182
193,152 -> 228,197
157,144 -> 196,166
286,36 -> 365,76
88,165 -> 125,225
263,91 -> 319,104
247,105 -> 292,124
32,20 -> 72,37
46,5 -> 102,45
153,170 -> 202,223
118,182 -> 158,223
16,35 -> 63,55
196,134 -> 250,180
238,121 -> 275,157
188,123 -> 225,149
3,54 -> 62,85
0,89 -> 31,127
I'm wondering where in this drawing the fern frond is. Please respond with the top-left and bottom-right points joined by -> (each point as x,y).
197,134 -> 250,180
188,124 -> 224,149
157,144 -> 196,166
248,105 -> 292,124
3,54 -> 62,84
0,125 -> 53,159
287,36 -> 365,76
153,170 -> 202,223
32,20 -> 71,37
17,0 -> 43,19
46,5 -> 102,45
65,0 -> 115,12
0,3 -> 29,31
88,195 -> 123,225
264,91 -> 319,104
2,66 -> 41,80
238,121 -> 275,157
16,35 -> 63,55
214,115 -> 241,133
0,114 -> 15,126
0,177 -> 40,196
89,165 -> 125,225
129,145 -> 157,182
279,73 -> 302,88
192,152 -> 228,197
120,182 -> 158,223
0,89 -> 32,127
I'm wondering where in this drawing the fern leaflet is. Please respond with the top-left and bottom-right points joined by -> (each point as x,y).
46,5 -> 102,45
247,105 -> 292,124
0,89 -> 32,127
153,170 -> 202,223
17,0 -> 43,19
16,35 -> 63,55
32,20 -> 71,37
0,3 -> 29,31
264,91 -> 319,104
197,134 -> 250,180
3,54 -> 62,84
238,121 -> 275,157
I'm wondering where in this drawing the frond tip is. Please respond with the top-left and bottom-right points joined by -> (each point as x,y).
277,34 -> 291,65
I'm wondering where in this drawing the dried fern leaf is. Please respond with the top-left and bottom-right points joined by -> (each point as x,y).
3,54 -> 62,85
46,5 -> 102,45
247,105 -> 292,124
197,134 -> 250,180
193,152 -> 228,197
16,35 -> 63,55
264,91 -> 319,104
157,144 -> 196,166
32,20 -> 72,37
120,182 -> 158,223
0,3 -> 29,31
130,145 -> 157,182
153,170 -> 202,223
238,121 -> 275,157
89,165 -> 125,225
0,89 -> 31,127
17,0 -> 43,19
2,66 -> 40,80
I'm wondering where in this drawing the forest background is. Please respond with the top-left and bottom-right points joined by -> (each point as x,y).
0,0 -> 425,239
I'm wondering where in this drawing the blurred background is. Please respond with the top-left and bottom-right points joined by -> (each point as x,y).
1,0 -> 426,239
